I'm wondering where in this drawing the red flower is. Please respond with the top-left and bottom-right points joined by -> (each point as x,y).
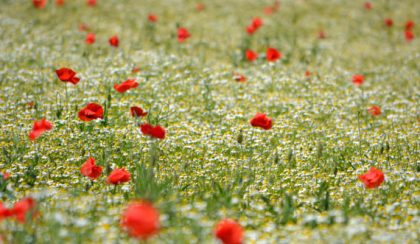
140,124 -> 166,139
121,201 -> 160,240
130,106 -> 148,117
177,28 -> 191,42
0,203 -> 13,221
318,30 -> 326,39
245,49 -> 258,62
114,79 -> 139,93
109,35 -> 119,47
79,23 -> 89,32
86,33 -> 95,45
405,30 -> 414,41
305,70 -> 311,77
106,168 -> 131,185
33,0 -> 46,8
148,14 -> 158,23
266,47 -> 281,62
78,103 -> 104,121
80,157 -> 102,180
56,67 -> 80,85
246,17 -> 263,35
384,18 -> 393,27
29,119 -> 53,141
196,3 -> 205,12
405,20 -> 414,31
132,67 -> 140,73
368,105 -> 381,116
233,73 -> 246,82
214,219 -> 244,244
12,198 -> 37,223
246,25 -> 257,35
250,113 -> 272,130
55,0 -> 64,6
2,172 -> 10,180
359,167 -> 385,189
352,74 -> 364,86
87,0 -> 96,7
364,2 -> 372,10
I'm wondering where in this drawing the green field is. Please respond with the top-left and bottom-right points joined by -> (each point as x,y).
0,0 -> 419,243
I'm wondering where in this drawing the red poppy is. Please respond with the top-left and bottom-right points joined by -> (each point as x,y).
109,35 -> 119,47
177,28 -> 191,42
352,74 -> 364,86
214,219 -> 244,244
33,0 -> 46,8
305,70 -> 311,77
265,0 -> 280,15
132,67 -> 140,73
233,73 -> 246,82
114,79 -> 139,93
245,49 -> 258,62
384,18 -> 393,27
405,20 -> 414,31
318,30 -> 326,39
78,103 -> 104,121
148,14 -> 158,23
121,201 -> 160,240
0,203 -> 13,220
2,172 -> 10,180
140,124 -> 165,139
106,168 -> 131,185
246,17 -> 263,35
405,30 -> 414,41
79,23 -> 89,32
86,33 -> 95,45
250,113 -> 272,130
364,2 -> 372,10
359,167 -> 385,189
29,119 -> 53,141
368,105 -> 381,116
55,0 -> 64,6
87,0 -> 96,7
266,47 -> 281,62
130,106 -> 148,117
196,3 -> 205,12
56,67 -> 80,85
246,25 -> 257,35
12,197 -> 37,223
80,157 -> 102,180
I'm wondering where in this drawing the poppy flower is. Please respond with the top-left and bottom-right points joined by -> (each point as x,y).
352,74 -> 364,86
78,103 -> 104,121
266,47 -> 281,62
250,113 -> 272,130
405,20 -> 414,31
140,124 -> 165,139
214,219 -> 244,244
177,28 -> 191,42
12,197 -> 37,223
246,25 -> 257,35
0,203 -> 13,220
368,105 -> 381,116
29,119 -> 53,141
196,3 -> 205,12
132,67 -> 140,73
121,201 -> 160,240
384,18 -> 393,27
80,157 -> 102,180
305,70 -> 311,77
85,33 -> 95,45
55,0 -> 64,6
245,49 -> 258,62
106,168 -> 131,185
130,106 -> 148,117
33,0 -> 46,8
55,67 -> 80,85
318,30 -> 326,39
79,23 -> 89,32
2,172 -> 10,180
246,17 -> 263,35
87,0 -> 96,7
148,14 -> 158,23
114,79 -> 139,93
364,2 -> 372,10
358,167 -> 385,189
109,35 -> 119,47
405,30 -> 414,41
233,73 -> 246,82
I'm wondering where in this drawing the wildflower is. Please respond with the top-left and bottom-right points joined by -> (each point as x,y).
56,67 -> 80,85
130,106 -> 148,118
87,0 -> 96,7
384,18 -> 393,27
109,35 -> 119,47
214,219 -> 244,244
177,28 -> 191,42
12,198 -> 37,223
148,14 -> 158,23
140,124 -> 165,139
305,70 -> 311,77
196,3 -> 205,12
78,103 -> 104,121
318,30 -> 326,39
86,33 -> 95,45
368,105 -> 381,116
114,79 -> 139,93
245,49 -> 258,62
250,113 -> 272,130
80,157 -> 102,180
0,202 -> 13,221
352,74 -> 364,86
2,172 -> 10,180
29,119 -> 53,141
79,23 -> 89,32
405,20 -> 414,31
132,67 -> 140,73
266,47 -> 281,62
121,201 -> 160,240
233,73 -> 246,82
106,168 -> 131,185
364,2 -> 372,10
55,0 -> 64,6
405,30 -> 414,41
359,167 -> 385,189
246,17 -> 263,35
33,0 -> 46,8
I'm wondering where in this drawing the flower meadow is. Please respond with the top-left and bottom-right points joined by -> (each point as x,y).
0,0 -> 419,243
